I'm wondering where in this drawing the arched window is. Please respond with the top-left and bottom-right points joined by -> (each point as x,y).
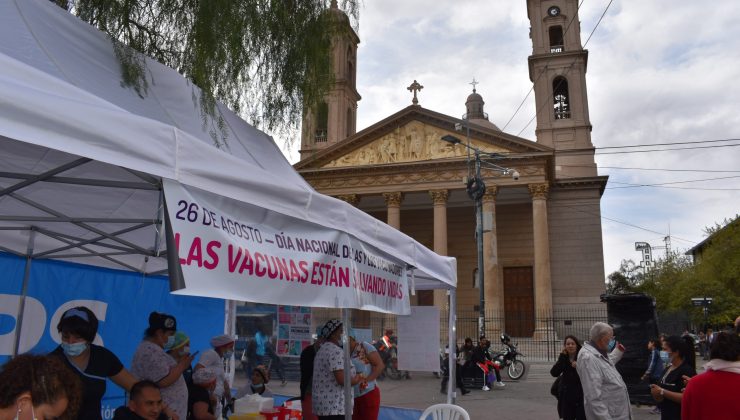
315,101 -> 328,142
346,107 -> 354,137
347,47 -> 355,88
553,77 -> 570,119
549,26 -> 564,53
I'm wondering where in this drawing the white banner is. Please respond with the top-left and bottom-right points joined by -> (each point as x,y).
397,306 -> 440,371
163,179 -> 410,315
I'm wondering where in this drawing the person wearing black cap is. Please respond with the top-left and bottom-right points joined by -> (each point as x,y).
131,312 -> 193,420
49,306 -> 138,420
312,319 -> 363,420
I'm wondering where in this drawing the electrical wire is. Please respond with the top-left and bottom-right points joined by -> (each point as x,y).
549,201 -> 699,245
560,165 -> 740,173
597,138 -> 740,149
501,0 -> 587,131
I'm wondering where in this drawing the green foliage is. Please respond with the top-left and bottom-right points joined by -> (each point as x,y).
66,0 -> 359,144
632,217 -> 740,327
606,259 -> 641,294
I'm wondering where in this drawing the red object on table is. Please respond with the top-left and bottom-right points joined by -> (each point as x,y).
260,407 -> 292,420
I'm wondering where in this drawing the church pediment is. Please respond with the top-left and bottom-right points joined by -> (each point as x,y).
323,121 -> 511,168
295,105 -> 552,171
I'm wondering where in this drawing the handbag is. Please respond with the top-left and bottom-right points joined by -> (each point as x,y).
550,375 -> 562,398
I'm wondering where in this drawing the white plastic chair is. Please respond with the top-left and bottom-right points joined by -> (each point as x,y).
419,403 -> 471,420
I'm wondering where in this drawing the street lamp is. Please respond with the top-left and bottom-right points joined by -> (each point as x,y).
440,134 -> 518,338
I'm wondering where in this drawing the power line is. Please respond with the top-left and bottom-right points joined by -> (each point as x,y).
595,143 -> 740,155
597,138 -> 740,149
607,175 -> 740,188
561,165 -> 740,173
501,0 -> 587,131
551,201 -> 699,245
549,142 -> 740,156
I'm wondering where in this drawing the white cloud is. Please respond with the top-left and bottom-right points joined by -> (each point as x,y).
279,0 -> 740,275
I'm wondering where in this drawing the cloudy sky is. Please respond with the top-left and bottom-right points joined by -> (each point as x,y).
281,0 -> 740,277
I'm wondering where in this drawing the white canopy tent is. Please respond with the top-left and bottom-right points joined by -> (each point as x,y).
1,0 -> 463,411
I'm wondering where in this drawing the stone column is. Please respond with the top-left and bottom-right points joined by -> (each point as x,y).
336,194 -> 360,207
382,192 -> 404,229
429,189 -> 449,308
528,183 -> 554,340
382,192 -> 408,311
482,186 -> 503,337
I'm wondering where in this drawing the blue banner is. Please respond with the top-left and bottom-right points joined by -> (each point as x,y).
0,252 -> 225,419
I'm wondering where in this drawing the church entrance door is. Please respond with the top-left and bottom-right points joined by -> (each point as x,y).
503,266 -> 535,337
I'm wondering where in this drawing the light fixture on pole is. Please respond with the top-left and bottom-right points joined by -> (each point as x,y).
440,134 -> 517,338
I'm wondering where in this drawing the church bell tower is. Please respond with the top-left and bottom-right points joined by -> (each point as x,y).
527,0 -> 597,178
299,1 -> 361,160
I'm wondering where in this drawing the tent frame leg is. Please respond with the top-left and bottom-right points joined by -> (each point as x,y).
342,308 -> 352,420
447,287 -> 457,404
13,228 -> 36,357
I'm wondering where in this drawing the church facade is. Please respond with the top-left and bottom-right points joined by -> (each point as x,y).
295,0 -> 608,338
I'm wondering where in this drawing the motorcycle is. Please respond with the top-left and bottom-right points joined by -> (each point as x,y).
491,333 -> 526,380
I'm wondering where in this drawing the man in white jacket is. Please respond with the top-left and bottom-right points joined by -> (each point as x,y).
577,322 -> 631,420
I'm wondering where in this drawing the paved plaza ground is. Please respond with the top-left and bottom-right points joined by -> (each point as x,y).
234,362 -> 663,419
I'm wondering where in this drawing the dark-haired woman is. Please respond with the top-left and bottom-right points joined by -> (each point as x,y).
682,332 -> 740,419
0,354 -> 82,420
50,306 -> 137,420
131,312 -> 193,420
550,335 -> 586,420
650,335 -> 696,420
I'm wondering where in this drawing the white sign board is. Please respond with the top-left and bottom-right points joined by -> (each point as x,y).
163,180 -> 410,314
396,306 -> 440,371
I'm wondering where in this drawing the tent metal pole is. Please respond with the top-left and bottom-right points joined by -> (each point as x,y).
342,308 -> 352,420
448,287 -> 457,404
13,228 -> 36,358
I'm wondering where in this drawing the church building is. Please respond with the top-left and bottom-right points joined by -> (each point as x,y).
295,0 -> 608,338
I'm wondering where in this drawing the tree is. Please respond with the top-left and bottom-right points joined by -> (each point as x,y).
633,217 -> 739,327
606,259 -> 641,294
57,0 -> 359,142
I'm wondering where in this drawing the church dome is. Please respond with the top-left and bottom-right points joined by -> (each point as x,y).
464,88 -> 500,131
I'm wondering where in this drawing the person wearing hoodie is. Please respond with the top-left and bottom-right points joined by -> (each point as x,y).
681,332 -> 740,420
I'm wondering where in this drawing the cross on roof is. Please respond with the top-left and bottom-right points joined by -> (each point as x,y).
407,80 -> 424,105
470,78 -> 479,93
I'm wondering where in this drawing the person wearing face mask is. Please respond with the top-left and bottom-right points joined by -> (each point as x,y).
236,365 -> 273,399
167,332 -> 194,388
50,306 -> 137,420
0,354 -> 81,420
195,334 -> 235,417
576,322 -> 630,420
132,312 -> 192,420
187,369 -> 218,420
649,335 -> 696,420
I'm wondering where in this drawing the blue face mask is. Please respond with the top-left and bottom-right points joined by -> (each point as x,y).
659,350 -> 670,364
165,335 -> 176,349
223,350 -> 234,359
62,341 -> 88,357
607,338 -> 617,352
